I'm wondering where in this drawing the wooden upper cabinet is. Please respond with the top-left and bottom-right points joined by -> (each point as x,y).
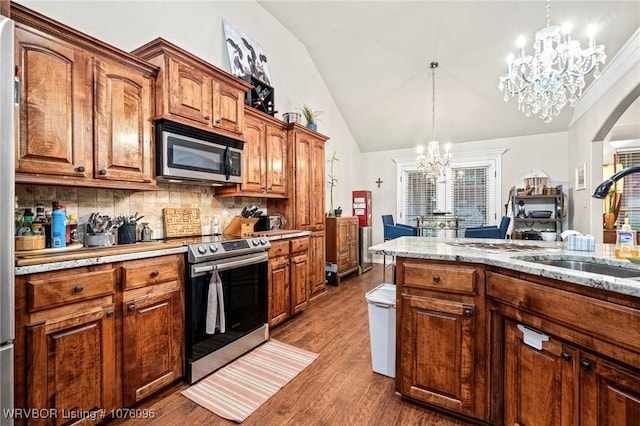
12,4 -> 159,190
217,109 -> 287,197
213,79 -> 245,134
167,57 -> 212,125
131,38 -> 250,140
14,25 -> 91,179
94,57 -> 155,183
293,127 -> 327,230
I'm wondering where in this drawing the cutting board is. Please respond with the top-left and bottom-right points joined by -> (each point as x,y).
163,208 -> 202,238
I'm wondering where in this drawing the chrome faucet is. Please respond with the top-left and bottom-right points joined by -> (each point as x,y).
593,165 -> 640,198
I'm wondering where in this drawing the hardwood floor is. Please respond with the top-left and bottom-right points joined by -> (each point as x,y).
109,264 -> 474,425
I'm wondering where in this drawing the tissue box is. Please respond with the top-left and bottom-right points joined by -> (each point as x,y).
567,235 -> 595,251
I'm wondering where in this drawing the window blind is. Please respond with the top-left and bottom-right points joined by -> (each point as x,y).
402,170 -> 437,226
450,167 -> 491,229
614,151 -> 640,229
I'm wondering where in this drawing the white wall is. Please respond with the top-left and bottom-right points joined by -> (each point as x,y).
15,0 -> 362,216
362,132 -> 569,254
568,29 -> 640,239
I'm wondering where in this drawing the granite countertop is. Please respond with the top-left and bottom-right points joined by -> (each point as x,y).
15,241 -> 187,275
15,230 -> 311,276
369,237 -> 640,298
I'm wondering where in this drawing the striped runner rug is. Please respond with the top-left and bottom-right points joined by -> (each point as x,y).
181,339 -> 319,423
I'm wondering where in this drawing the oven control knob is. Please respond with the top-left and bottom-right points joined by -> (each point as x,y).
197,245 -> 207,254
209,244 -> 218,252
252,239 -> 260,246
260,238 -> 268,245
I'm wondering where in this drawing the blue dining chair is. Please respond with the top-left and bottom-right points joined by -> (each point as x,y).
464,216 -> 511,239
382,215 -> 418,241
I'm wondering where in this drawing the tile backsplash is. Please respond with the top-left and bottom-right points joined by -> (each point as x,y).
15,183 -> 267,241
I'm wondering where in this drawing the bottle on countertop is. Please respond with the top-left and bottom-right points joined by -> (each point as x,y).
51,206 -> 67,248
68,214 -> 79,244
615,215 -> 638,259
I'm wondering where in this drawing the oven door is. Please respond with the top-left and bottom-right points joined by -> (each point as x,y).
186,252 -> 268,364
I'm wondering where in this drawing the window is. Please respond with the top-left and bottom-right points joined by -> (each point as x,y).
614,151 -> 640,229
395,149 -> 505,233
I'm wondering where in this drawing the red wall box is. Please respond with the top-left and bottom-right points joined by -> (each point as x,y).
352,190 -> 372,227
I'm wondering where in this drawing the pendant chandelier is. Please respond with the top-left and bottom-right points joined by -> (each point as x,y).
415,62 -> 451,179
498,0 -> 606,123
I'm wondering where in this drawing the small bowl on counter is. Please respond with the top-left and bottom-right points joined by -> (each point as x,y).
540,231 -> 557,242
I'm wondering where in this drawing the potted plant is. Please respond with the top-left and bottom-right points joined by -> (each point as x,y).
327,151 -> 338,217
301,104 -> 322,131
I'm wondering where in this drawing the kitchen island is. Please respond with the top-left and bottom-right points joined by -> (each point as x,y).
370,237 -> 640,425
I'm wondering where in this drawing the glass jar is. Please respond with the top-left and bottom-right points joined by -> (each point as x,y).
141,223 -> 153,241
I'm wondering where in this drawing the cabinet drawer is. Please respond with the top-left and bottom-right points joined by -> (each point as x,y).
401,261 -> 477,294
122,255 -> 181,290
27,269 -> 116,312
269,240 -> 290,257
290,237 -> 309,254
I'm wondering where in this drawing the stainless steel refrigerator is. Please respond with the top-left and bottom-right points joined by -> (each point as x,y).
0,14 -> 15,426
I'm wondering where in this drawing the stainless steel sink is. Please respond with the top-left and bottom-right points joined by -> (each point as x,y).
531,259 -> 640,278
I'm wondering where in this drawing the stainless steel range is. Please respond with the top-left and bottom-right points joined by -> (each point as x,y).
184,235 -> 271,384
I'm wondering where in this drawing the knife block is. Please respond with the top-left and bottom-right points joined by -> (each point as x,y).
224,216 -> 259,236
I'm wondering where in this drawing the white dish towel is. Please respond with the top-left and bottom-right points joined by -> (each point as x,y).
206,270 -> 226,334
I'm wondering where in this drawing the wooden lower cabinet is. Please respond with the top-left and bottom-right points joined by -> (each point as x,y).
504,320 -> 577,426
489,270 -> 640,426
308,231 -> 326,301
122,286 -> 183,406
14,254 -> 185,424
268,237 -> 309,327
503,319 -> 640,426
27,305 -> 117,423
325,216 -> 359,283
396,258 -> 487,422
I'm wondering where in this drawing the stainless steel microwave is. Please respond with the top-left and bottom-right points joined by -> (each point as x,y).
155,120 -> 243,185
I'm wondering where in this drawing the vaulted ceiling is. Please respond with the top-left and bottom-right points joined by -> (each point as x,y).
259,1 -> 640,153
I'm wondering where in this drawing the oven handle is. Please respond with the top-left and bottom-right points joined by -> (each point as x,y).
191,252 -> 269,277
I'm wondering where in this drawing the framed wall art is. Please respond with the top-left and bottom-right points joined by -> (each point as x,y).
575,163 -> 586,191
223,19 -> 271,85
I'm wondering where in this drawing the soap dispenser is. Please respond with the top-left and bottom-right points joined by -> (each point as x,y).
615,215 -> 638,259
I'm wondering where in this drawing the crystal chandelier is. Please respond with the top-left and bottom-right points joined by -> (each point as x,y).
498,0 -> 606,122
415,62 -> 451,179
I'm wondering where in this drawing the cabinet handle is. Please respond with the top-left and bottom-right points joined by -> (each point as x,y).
74,285 -> 83,293
128,305 -> 136,312
204,115 -> 210,121
433,275 -> 440,283
106,311 -> 114,317
77,166 -> 85,173
463,308 -> 473,317
215,119 -> 221,124
151,270 -> 159,277
579,360 -> 592,370
99,169 -> 107,176
561,352 -> 572,361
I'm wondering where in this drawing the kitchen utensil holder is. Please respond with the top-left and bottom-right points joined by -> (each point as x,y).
86,233 -> 112,247
118,223 -> 137,244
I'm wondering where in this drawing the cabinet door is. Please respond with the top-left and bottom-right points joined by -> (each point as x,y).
268,256 -> 290,326
241,115 -> 266,193
122,286 -> 183,406
94,57 -> 154,183
399,294 -> 477,417
290,252 -> 309,314
347,218 -> 359,270
15,26 -> 91,178
265,124 -> 287,196
294,134 -> 312,229
580,353 -> 640,426
504,321 -> 577,426
310,137 -> 326,229
167,57 -> 212,125
212,79 -> 244,135
26,305 -> 116,419
309,231 -> 326,300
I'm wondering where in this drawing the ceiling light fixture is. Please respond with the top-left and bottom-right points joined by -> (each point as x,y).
498,0 -> 606,122
415,61 -> 451,179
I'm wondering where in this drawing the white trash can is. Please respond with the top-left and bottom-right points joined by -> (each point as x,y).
365,283 -> 396,378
